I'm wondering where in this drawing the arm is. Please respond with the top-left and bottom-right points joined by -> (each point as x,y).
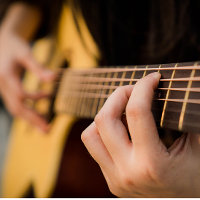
0,2 -> 42,40
82,72 -> 200,197
0,2 -> 56,132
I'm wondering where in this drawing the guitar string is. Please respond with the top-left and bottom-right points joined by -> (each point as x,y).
54,83 -> 200,92
54,65 -> 200,129
53,65 -> 200,74
152,107 -> 200,116
56,91 -> 200,105
56,102 -> 200,120
54,76 -> 200,84
154,119 -> 200,129
154,118 -> 200,130
55,80 -> 200,105
56,103 -> 200,128
54,105 -> 200,128
55,65 -> 200,116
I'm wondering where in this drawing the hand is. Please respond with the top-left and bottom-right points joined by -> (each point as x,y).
0,32 -> 56,132
82,72 -> 200,197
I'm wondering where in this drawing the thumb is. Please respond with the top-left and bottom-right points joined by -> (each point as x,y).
17,48 -> 56,81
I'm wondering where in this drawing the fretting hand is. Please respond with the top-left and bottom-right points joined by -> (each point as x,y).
82,72 -> 200,197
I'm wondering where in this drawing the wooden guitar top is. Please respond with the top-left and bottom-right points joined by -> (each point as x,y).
1,3 -> 100,197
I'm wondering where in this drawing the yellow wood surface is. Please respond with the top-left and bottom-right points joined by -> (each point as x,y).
1,3 -> 99,198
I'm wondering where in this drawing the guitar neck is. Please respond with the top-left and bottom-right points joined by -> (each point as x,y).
55,61 -> 200,134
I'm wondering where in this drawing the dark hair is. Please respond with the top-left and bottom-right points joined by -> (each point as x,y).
2,0 -> 200,65
74,0 -> 200,65
0,0 -> 63,39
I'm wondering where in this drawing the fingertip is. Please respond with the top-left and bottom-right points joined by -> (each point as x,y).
41,70 -> 56,81
147,72 -> 161,81
36,123 -> 50,134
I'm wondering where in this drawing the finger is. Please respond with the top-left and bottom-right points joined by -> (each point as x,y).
126,72 -> 166,153
21,105 -> 49,133
81,122 -> 114,171
121,113 -> 129,133
94,85 -> 133,163
23,91 -> 52,100
17,49 -> 56,81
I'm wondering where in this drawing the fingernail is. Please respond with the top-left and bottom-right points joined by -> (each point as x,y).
147,72 -> 161,81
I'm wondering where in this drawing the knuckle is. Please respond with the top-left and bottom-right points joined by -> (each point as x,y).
138,161 -> 163,184
94,110 -> 107,128
115,86 -> 124,94
119,170 -> 134,187
81,128 -> 92,143
126,102 -> 144,121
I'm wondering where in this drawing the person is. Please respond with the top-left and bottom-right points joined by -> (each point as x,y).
1,0 -> 200,197
82,72 -> 200,197
0,1 -> 58,132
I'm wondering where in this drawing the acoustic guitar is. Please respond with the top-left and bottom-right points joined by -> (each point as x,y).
2,3 -> 200,198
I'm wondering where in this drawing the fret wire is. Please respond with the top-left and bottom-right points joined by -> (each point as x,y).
142,65 -> 148,77
57,90 -> 200,105
56,62 -> 200,119
156,98 -> 200,104
119,67 -> 128,86
79,73 -> 93,117
69,71 -> 80,115
77,73 -> 94,116
57,83 -> 200,93
56,95 -> 200,117
157,64 -> 162,73
153,107 -> 200,116
156,119 -> 200,129
71,73 -> 81,115
84,73 -> 96,117
74,73 -> 88,116
86,73 -> 98,118
91,73 -> 107,117
129,66 -> 137,85
63,74 -> 70,113
69,75 -> 77,115
56,99 -> 200,117
60,76 -> 200,84
97,72 -> 112,113
68,73 -> 78,114
178,62 -> 198,131
108,70 -> 119,95
95,69 -> 120,117
160,63 -> 178,127
56,71 -> 72,113
89,73 -> 100,118
64,64 -> 200,74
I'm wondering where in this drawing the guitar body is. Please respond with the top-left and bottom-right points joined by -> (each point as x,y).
1,4 -> 113,198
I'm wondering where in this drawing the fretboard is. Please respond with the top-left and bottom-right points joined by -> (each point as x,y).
55,61 -> 200,134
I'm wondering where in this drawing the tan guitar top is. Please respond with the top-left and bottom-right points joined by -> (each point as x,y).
1,2 -> 100,198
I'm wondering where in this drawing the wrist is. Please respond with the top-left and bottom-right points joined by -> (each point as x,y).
0,2 -> 41,41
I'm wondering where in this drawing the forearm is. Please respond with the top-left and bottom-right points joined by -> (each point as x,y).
0,2 -> 42,41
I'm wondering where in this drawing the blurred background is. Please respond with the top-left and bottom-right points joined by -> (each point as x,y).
0,98 -> 12,196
